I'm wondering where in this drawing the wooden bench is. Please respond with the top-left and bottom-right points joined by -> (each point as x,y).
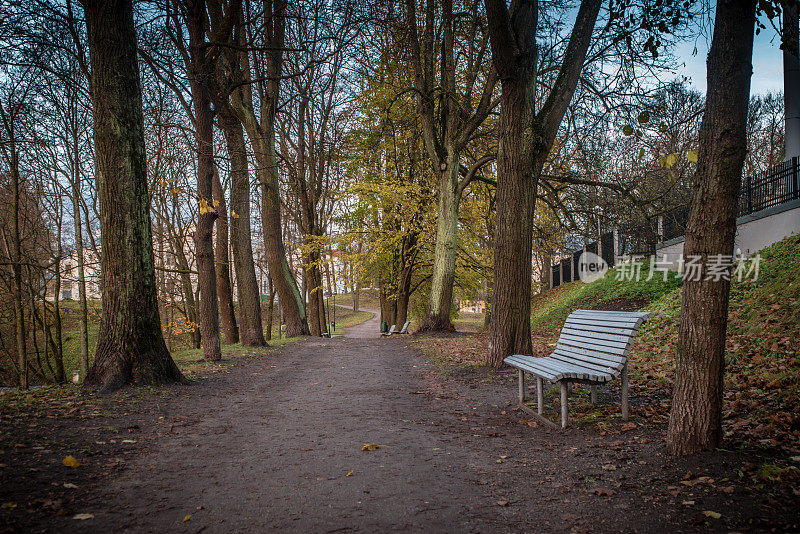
504,310 -> 651,428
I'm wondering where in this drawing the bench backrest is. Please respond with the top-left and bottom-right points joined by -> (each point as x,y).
554,310 -> 651,374
388,324 -> 397,334
398,321 -> 410,334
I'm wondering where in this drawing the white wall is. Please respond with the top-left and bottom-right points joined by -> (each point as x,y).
655,201 -> 800,269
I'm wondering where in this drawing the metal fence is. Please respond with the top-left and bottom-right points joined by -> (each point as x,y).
654,157 -> 800,243
739,157 -> 800,217
550,232 -> 616,288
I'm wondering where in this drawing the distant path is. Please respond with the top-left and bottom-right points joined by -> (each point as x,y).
340,306 -> 381,338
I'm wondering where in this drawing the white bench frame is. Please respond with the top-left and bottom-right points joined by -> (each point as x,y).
504,310 -> 651,428
395,321 -> 411,335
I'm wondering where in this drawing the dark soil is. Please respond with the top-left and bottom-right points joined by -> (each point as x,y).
1,336 -> 798,532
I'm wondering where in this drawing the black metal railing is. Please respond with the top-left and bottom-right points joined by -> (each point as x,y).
739,157 -> 800,217
550,232 -> 616,288
654,157 -> 800,242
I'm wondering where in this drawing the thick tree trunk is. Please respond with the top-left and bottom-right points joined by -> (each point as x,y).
305,263 -> 323,336
421,161 -> 459,331
212,164 -> 239,344
261,152 -> 309,337
221,115 -> 266,346
83,0 -> 183,389
488,79 -> 537,366
485,0 -> 601,367
667,0 -> 756,456
186,0 -> 222,361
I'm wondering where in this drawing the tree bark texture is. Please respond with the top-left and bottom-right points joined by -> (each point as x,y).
485,0 -> 602,367
667,0 -> 756,456
229,0 -> 309,337
186,0 -> 222,361
220,112 -> 267,346
83,0 -> 183,389
212,164 -> 239,344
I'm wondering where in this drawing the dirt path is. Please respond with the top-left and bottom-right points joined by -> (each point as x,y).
74,337 -> 502,532
10,336 -> 796,533
340,307 -> 380,338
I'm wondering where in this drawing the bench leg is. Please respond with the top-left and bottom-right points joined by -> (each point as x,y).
621,363 -> 629,421
590,385 -> 597,405
518,369 -> 525,403
560,382 -> 568,429
536,377 -> 543,415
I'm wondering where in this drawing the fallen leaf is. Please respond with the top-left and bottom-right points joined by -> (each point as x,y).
346,470 -> 353,477
63,483 -> 78,489
620,422 -> 637,432
73,513 -> 94,520
62,456 -> 80,469
361,444 -> 380,451
496,500 -> 509,506
121,440 -> 137,444
703,511 -> 721,519
2,502 -> 17,509
183,514 -> 191,522
602,464 -> 617,471
682,500 -> 695,506
594,488 -> 615,496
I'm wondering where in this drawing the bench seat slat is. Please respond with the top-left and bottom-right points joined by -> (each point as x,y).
536,357 -> 608,382
548,352 -> 618,376
505,356 -> 558,381
506,355 -> 609,382
526,358 -> 593,381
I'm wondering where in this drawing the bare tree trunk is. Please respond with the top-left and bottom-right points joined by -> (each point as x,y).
485,0 -> 601,367
186,0 -> 221,361
10,139 -> 27,389
265,274 -> 275,341
422,162 -> 459,331
212,164 -> 239,344
667,0 -> 756,456
220,112 -> 266,346
71,174 -> 90,380
228,0 -> 308,337
83,0 -> 183,389
52,218 -> 65,383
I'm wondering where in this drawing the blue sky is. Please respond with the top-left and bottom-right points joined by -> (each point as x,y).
674,20 -> 784,95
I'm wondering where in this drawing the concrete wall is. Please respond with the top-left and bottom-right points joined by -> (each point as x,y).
655,199 -> 800,268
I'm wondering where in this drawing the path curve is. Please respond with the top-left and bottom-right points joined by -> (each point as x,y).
341,306 -> 381,338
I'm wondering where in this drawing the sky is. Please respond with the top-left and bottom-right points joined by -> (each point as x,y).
674,19 -> 785,95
